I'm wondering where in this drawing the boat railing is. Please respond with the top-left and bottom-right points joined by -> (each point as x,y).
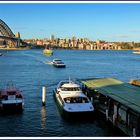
57,79 -> 84,92
6,81 -> 17,90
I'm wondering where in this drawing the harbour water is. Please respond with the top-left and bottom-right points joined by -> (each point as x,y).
0,49 -> 139,137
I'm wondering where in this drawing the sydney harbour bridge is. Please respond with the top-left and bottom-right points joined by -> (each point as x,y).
0,19 -> 25,48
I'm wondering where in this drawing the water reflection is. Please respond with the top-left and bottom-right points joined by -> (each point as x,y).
40,106 -> 46,129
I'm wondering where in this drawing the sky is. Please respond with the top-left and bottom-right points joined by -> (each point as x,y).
0,3 -> 140,42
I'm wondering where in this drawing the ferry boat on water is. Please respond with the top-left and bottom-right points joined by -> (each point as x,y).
54,79 -> 94,118
0,83 -> 24,111
52,59 -> 66,68
133,51 -> 140,54
43,47 -> 53,56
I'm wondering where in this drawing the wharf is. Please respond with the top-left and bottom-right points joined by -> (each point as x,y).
80,78 -> 140,136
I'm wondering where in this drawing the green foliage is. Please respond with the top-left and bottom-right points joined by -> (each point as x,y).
133,43 -> 140,48
120,42 -> 133,49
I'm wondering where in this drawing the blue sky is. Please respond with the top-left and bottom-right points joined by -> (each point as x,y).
0,3 -> 140,42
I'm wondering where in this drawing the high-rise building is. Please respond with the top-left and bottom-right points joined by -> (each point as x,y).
50,35 -> 55,41
72,36 -> 77,47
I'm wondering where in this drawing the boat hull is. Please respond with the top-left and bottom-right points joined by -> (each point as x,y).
0,102 -> 23,112
43,50 -> 53,55
133,51 -> 140,54
53,64 -> 66,68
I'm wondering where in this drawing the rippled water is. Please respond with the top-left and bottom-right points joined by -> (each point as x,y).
0,49 -> 139,137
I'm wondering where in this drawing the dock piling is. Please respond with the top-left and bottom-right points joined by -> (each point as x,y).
42,86 -> 46,106
91,97 -> 93,103
105,109 -> 109,121
133,128 -> 136,137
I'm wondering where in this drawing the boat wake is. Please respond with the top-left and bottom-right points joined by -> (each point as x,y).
21,52 -> 53,65
44,61 -> 53,65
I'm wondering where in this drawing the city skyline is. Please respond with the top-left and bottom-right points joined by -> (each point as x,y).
1,3 -> 140,42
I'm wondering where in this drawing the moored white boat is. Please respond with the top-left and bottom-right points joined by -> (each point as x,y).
54,79 -> 94,118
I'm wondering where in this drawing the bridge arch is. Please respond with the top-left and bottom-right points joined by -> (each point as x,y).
0,19 -> 15,38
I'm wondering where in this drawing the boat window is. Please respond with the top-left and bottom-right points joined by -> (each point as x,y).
54,60 -> 62,62
75,97 -> 82,103
61,87 -> 81,91
64,98 -> 71,103
59,62 -> 64,64
7,91 -> 16,95
64,97 -> 89,103
82,97 -> 89,103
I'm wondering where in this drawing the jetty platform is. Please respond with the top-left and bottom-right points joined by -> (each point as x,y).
80,78 -> 140,136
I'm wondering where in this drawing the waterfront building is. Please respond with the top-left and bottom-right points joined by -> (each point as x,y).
96,40 -> 101,45
85,44 -> 91,50
59,39 -> 65,47
72,36 -> 77,48
84,38 -> 89,43
36,40 -> 43,46
0,39 -> 7,48
23,35 -> 124,50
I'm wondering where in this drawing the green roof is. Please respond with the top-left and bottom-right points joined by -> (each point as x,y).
81,78 -> 140,113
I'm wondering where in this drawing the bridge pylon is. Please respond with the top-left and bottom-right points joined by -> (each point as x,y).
15,32 -> 21,47
0,19 -> 25,48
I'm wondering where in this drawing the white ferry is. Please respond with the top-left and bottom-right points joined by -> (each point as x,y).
54,79 -> 94,118
52,59 -> 66,68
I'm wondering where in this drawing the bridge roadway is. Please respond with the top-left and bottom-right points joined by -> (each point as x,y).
0,35 -> 19,41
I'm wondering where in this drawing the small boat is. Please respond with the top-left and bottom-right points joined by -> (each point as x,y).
0,53 -> 3,56
133,51 -> 140,54
0,83 -> 24,111
54,79 -> 94,118
52,59 -> 66,68
43,47 -> 53,56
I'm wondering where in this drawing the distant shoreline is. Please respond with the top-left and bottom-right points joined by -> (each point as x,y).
0,47 -> 30,51
0,47 -> 135,51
